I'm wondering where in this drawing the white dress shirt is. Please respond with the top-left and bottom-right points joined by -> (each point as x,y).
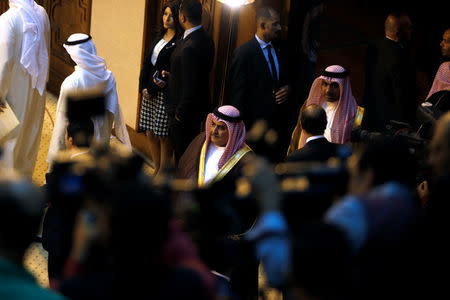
322,101 -> 339,142
204,143 -> 225,184
183,24 -> 202,39
255,34 -> 279,80
70,149 -> 90,159
306,135 -> 325,144
151,38 -> 169,66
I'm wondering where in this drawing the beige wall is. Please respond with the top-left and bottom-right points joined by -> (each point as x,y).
91,0 -> 146,128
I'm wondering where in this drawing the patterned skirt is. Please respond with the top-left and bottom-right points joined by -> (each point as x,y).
138,91 -> 169,136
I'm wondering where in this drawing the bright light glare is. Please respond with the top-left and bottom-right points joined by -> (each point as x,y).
217,0 -> 255,8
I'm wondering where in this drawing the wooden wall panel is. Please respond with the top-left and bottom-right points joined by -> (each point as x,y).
43,0 -> 92,95
0,1 -> 8,14
201,0 -> 215,35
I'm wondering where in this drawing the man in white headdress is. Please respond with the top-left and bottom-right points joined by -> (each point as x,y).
0,0 -> 50,177
287,65 -> 364,154
47,33 -> 131,166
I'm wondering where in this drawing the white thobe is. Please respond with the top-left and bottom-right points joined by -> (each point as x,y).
322,101 -> 339,142
0,6 -> 50,177
204,144 -> 225,184
47,68 -> 132,166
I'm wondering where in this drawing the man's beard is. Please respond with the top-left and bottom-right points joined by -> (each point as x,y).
325,96 -> 339,102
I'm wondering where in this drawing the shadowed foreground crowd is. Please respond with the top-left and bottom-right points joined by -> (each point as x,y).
1,0 -> 450,300
1,109 -> 450,300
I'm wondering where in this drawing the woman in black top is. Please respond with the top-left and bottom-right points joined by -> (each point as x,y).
138,0 -> 181,176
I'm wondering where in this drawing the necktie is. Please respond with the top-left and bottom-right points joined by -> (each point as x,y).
266,44 -> 279,89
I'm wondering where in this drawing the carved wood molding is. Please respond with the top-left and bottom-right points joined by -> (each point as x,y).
43,0 -> 92,95
49,0 -> 91,64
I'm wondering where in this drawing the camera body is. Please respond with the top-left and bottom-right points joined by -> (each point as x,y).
275,158 -> 350,232
351,121 -> 431,187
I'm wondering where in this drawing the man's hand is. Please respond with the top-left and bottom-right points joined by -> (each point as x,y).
142,89 -> 150,100
153,77 -> 166,88
161,70 -> 171,79
0,100 -> 6,113
417,180 -> 429,200
275,85 -> 291,104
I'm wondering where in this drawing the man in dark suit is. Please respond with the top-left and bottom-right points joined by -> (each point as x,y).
363,13 -> 416,132
228,6 -> 293,162
165,0 -> 215,165
286,104 -> 340,162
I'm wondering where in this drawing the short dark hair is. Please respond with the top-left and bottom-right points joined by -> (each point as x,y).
67,118 -> 94,148
255,6 -> 277,24
180,0 -> 202,25
301,104 -> 327,136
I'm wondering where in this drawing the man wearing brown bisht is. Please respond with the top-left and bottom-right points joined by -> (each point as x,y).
177,105 -> 252,186
177,104 -> 258,300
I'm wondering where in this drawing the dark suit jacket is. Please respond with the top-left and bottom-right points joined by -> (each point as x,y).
285,137 -> 339,162
363,38 -> 416,131
228,37 -> 290,131
139,35 -> 177,96
167,28 -> 215,123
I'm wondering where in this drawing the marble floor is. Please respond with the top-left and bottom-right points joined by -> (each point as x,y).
23,91 -> 58,288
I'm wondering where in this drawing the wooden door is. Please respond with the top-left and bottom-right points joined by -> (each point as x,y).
0,1 -> 8,14
41,0 -> 92,95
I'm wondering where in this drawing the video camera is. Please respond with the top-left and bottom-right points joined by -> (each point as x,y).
169,146 -> 352,244
351,119 -> 431,186
274,151 -> 351,232
354,115 -> 427,145
416,90 -> 450,140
